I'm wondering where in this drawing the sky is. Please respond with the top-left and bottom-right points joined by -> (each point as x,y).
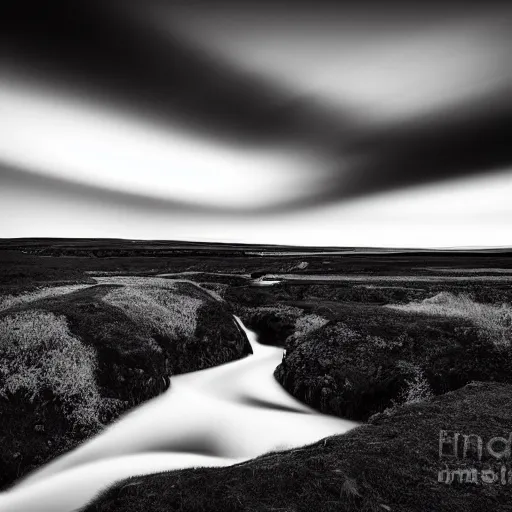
0,1 -> 511,247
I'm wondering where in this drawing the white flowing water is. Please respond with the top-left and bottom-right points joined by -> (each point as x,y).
0,318 -> 357,512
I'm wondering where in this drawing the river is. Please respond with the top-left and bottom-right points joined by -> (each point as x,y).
0,318 -> 357,512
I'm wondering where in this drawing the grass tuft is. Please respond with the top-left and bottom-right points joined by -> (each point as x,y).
386,292 -> 512,348
0,310 -> 102,431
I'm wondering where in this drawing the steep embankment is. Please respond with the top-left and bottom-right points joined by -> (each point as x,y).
275,295 -> 512,421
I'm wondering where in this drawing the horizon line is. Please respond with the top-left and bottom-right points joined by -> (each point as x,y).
1,236 -> 511,252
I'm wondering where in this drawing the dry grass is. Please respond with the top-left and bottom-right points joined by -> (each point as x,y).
0,284 -> 91,312
285,313 -> 329,349
386,292 -> 512,348
94,276 -> 179,288
293,314 -> 329,338
244,305 -> 303,316
0,310 -> 102,430
100,278 -> 204,340
395,361 -> 433,406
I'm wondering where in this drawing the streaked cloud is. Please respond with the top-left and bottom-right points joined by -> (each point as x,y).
0,0 -> 511,245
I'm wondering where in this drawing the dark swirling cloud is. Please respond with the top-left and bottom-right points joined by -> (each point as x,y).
0,0 -> 351,148
1,96 -> 511,215
2,87 -> 511,217
313,93 -> 512,207
0,0 -> 511,215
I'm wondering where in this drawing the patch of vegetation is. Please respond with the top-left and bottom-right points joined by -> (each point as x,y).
286,313 -> 330,350
0,284 -> 91,312
198,282 -> 228,301
387,292 -> 512,348
0,279 -> 250,488
0,310 -> 104,488
226,281 -> 512,310
83,382 -> 512,512
20,285 -> 172,410
0,311 -> 102,428
0,251 -> 95,295
101,282 -> 203,340
275,297 -> 512,421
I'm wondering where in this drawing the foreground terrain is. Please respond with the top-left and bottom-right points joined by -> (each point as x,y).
1,238 -> 512,510
0,260 -> 251,488
84,382 -> 512,512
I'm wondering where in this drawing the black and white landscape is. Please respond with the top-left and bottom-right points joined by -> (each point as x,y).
1,241 -> 512,511
1,1 -> 512,511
